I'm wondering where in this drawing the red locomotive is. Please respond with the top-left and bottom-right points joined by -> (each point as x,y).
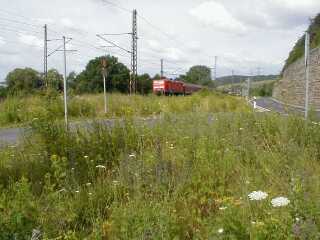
153,79 -> 203,95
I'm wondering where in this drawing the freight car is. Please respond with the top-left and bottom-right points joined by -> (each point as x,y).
153,79 -> 203,95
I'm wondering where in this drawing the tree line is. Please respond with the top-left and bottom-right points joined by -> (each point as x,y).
0,55 -> 214,98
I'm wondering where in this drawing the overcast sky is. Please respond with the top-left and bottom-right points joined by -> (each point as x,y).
0,0 -> 319,81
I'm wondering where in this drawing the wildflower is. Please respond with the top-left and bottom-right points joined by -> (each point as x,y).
88,192 -> 92,196
239,128 -> 244,131
245,180 -> 250,185
96,165 -> 106,170
112,180 -> 119,185
129,153 -> 136,158
219,206 -> 227,210
170,144 -> 174,149
84,155 -> 89,159
71,168 -> 75,171
248,191 -> 268,201
217,228 -> 224,234
271,197 -> 290,207
75,190 -> 80,193
295,217 -> 300,222
86,182 -> 91,186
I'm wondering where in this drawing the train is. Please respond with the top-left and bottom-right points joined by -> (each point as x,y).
153,79 -> 203,95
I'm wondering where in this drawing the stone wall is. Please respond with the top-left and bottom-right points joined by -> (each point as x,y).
273,47 -> 320,109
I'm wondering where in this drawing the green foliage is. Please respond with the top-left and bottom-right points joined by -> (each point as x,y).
1,113 -> 320,238
46,69 -> 63,91
6,68 -> 43,94
284,13 -> 320,70
137,73 -> 152,94
0,92 -> 248,126
74,55 -> 130,94
250,81 -> 275,97
183,65 -> 213,86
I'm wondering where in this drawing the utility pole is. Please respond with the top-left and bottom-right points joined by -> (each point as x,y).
247,77 -> 251,100
102,57 -> 108,114
131,9 -> 138,94
44,24 -> 48,87
214,56 -> 218,81
305,31 -> 310,119
160,59 -> 164,78
63,36 -> 68,127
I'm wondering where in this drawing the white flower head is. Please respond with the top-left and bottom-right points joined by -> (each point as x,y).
75,190 -> 80,193
219,206 -> 227,210
96,165 -> 106,170
86,182 -> 91,186
84,155 -> 89,159
170,144 -> 174,149
129,153 -> 136,158
271,197 -> 290,207
248,191 -> 268,201
217,228 -> 224,234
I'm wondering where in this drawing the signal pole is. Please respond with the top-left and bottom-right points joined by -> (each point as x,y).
102,58 -> 108,114
305,31 -> 310,119
131,9 -> 138,94
44,24 -> 48,87
214,56 -> 218,81
63,36 -> 68,127
161,59 -> 164,78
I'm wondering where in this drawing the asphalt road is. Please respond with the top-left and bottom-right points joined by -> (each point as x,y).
0,127 -> 25,146
255,97 -> 304,115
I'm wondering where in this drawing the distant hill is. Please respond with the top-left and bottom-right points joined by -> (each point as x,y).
215,75 -> 279,86
283,13 -> 320,71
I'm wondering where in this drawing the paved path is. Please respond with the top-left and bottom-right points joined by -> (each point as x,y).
254,97 -> 320,117
0,127 -> 25,146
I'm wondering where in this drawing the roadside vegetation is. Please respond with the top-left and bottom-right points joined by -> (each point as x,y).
1,111 -> 320,239
0,91 -> 248,127
284,13 -> 320,70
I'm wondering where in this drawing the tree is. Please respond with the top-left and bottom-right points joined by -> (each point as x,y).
5,68 -> 43,94
67,71 -> 77,91
185,65 -> 212,85
74,55 -> 130,93
137,74 -> 152,94
47,69 -> 63,91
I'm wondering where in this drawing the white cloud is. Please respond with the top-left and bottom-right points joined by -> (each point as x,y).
163,47 -> 183,61
18,33 -> 43,49
60,18 -> 75,28
33,18 -> 55,24
189,1 -> 247,34
0,36 -> 5,46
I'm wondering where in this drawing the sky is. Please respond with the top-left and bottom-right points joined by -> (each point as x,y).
0,0 -> 319,82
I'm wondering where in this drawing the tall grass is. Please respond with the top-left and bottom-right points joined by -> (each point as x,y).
0,91 -> 249,127
0,112 -> 320,239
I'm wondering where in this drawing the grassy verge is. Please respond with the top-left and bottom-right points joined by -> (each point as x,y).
0,91 -> 249,128
0,112 -> 320,239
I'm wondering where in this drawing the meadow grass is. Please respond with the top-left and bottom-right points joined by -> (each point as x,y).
0,91 -> 248,127
0,110 -> 320,239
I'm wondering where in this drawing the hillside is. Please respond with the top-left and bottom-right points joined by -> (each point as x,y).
216,75 -> 278,86
283,13 -> 320,71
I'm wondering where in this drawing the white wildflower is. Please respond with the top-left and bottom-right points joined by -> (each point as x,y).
239,128 -> 244,131
271,197 -> 290,207
295,217 -> 300,222
219,206 -> 227,210
84,155 -> 89,159
112,180 -> 119,185
96,165 -> 106,170
217,228 -> 224,234
75,190 -> 80,193
129,153 -> 136,158
88,192 -> 92,195
86,182 -> 91,186
170,144 -> 174,149
248,191 -> 268,201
